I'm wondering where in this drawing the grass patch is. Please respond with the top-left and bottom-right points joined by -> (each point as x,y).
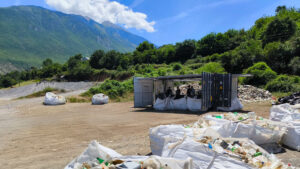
272,92 -> 293,99
67,96 -> 90,103
13,80 -> 39,88
17,87 -> 65,99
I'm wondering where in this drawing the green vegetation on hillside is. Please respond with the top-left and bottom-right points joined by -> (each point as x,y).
0,6 -> 147,69
1,6 -> 300,100
17,87 -> 65,99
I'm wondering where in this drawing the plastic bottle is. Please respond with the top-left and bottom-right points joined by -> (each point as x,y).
253,152 -> 262,157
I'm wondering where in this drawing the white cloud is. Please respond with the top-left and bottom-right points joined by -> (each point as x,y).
130,0 -> 144,8
45,0 -> 155,32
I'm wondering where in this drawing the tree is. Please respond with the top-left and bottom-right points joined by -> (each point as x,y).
276,6 -> 287,13
264,42 -> 293,74
99,50 -> 121,69
67,54 -> 82,70
175,39 -> 196,62
42,58 -> 53,67
89,50 -> 105,69
263,17 -> 297,45
136,41 -> 154,52
157,45 -> 176,63
289,57 -> 300,75
0,76 -> 17,88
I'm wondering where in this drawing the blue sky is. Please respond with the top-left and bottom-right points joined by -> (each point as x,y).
1,0 -> 300,46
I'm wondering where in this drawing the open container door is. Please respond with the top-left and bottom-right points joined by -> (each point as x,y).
201,72 -> 213,111
213,73 -> 232,108
134,77 -> 154,108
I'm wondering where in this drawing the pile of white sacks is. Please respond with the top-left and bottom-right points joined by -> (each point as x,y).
154,97 -> 202,111
65,104 -> 300,169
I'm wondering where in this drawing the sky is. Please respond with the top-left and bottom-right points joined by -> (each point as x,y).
0,0 -> 300,46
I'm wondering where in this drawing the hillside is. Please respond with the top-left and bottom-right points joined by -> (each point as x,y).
0,6 -> 147,71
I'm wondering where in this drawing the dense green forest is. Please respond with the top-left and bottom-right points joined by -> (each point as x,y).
1,6 -> 300,97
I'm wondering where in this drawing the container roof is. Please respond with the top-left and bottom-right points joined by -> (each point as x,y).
153,74 -> 251,80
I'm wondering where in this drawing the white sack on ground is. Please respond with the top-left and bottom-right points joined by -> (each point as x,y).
119,155 -> 193,169
149,125 -> 206,156
162,138 -> 254,169
92,93 -> 109,105
270,104 -> 300,122
187,97 -> 201,111
65,140 -> 193,169
65,140 -> 122,169
270,104 -> 300,151
162,137 -> 291,169
203,114 -> 286,145
217,97 -> 243,111
44,92 -> 66,105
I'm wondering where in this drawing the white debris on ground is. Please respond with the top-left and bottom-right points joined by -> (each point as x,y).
65,140 -> 193,169
66,105 -> 300,169
238,85 -> 272,103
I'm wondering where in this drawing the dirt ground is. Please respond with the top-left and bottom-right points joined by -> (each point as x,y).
0,98 -> 299,169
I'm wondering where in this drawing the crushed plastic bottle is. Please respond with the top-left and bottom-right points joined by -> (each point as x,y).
253,152 -> 262,157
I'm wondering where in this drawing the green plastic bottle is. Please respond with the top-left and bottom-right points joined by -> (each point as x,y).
253,152 -> 262,157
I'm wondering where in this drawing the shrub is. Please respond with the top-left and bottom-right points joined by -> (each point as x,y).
289,56 -> 300,75
172,63 -> 183,71
196,62 -> 226,74
242,62 -> 277,87
84,79 -> 133,99
265,75 -> 300,92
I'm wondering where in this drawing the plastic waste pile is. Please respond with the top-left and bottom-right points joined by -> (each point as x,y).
150,125 -> 294,169
194,112 -> 287,145
270,104 -> 300,151
65,140 -> 193,169
277,92 -> 300,106
238,85 -> 272,103
44,92 -> 66,105
92,93 -> 109,105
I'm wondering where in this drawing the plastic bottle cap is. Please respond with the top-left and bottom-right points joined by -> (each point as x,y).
215,115 -> 222,119
208,143 -> 213,149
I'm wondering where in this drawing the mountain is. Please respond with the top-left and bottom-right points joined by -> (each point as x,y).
0,6 -> 147,71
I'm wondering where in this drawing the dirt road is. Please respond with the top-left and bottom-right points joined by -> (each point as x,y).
0,98 -> 299,169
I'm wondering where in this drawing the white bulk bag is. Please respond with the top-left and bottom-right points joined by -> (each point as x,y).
170,97 -> 187,110
187,97 -> 201,111
44,92 -> 66,105
65,140 -> 122,169
270,103 -> 300,122
92,93 -> 109,105
203,115 -> 285,145
282,121 -> 300,151
65,140 -> 193,169
149,125 -> 206,156
154,98 -> 167,111
119,155 -> 193,169
270,104 -> 300,151
162,138 -> 253,169
217,97 -> 243,111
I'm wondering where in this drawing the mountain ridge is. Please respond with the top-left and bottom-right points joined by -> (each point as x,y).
0,5 -> 148,71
